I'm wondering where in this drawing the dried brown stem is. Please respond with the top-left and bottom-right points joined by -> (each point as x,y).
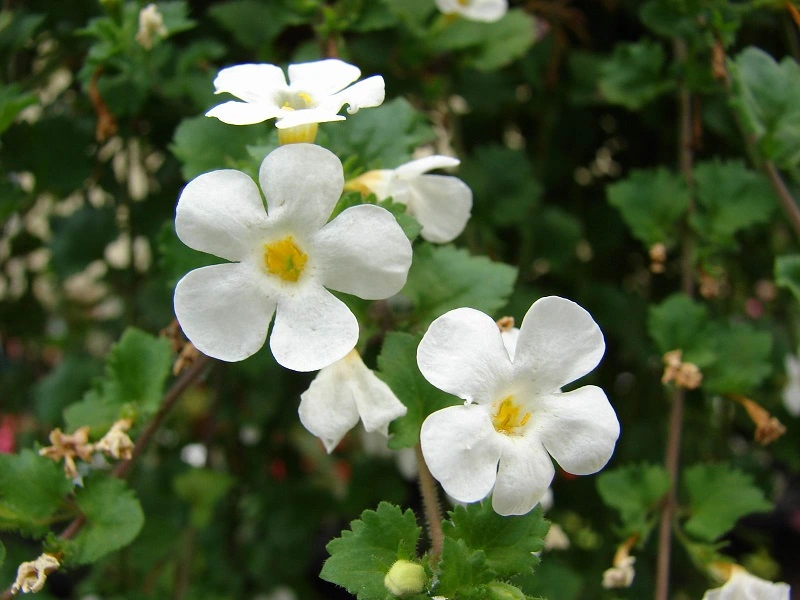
414,444 -> 444,563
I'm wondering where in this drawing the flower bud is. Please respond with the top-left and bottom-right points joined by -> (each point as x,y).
384,559 -> 426,597
485,581 -> 527,600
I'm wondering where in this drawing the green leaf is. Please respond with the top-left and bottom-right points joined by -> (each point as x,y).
729,47 -> 800,170
63,390 -> 127,438
158,221 -> 220,289
639,0 -> 697,39
691,159 -> 776,247
378,198 -> 422,242
208,0 -> 310,49
0,540 -> 5,570
105,328 -> 173,413
606,168 -> 690,247
403,244 -> 517,326
435,538 -> 495,597
321,502 -> 422,600
599,40 -> 675,110
378,332 -> 460,449
34,355 -> 103,424
683,464 -> 771,542
596,464 -> 670,537
0,84 -> 36,135
701,322 -> 772,395
775,254 -> 800,302
380,0 -> 436,34
442,502 -> 548,579
0,450 -> 73,537
60,477 -> 145,565
173,469 -> 235,528
647,294 -> 710,357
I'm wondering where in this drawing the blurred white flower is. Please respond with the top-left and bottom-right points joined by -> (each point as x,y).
703,567 -> 790,600
435,0 -> 508,22
782,354 -> 800,416
346,155 -> 472,243
418,296 -> 619,515
173,143 -> 411,371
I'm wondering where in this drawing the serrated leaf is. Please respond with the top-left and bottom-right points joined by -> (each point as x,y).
599,40 -> 675,110
597,464 -> 670,537
379,332 -> 461,449
606,168 -> 690,247
321,502 -> 422,600
775,254 -> 800,302
639,0 -> 697,38
435,537 -> 494,597
691,159 -> 776,247
0,450 -> 73,537
64,390 -> 126,438
173,468 -> 234,528
647,294 -> 710,358
104,328 -> 172,413
403,245 -> 517,326
61,477 -> 145,565
701,322 -> 772,395
683,464 -> 771,542
442,502 -> 547,579
729,48 -> 800,170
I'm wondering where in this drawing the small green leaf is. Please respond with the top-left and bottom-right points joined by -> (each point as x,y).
60,477 -> 145,566
435,537 -> 494,597
34,354 -> 103,424
173,469 -> 235,528
599,40 -> 675,110
378,332 -> 460,449
64,390 -> 126,438
683,464 -> 771,542
701,322 -> 772,395
442,502 -> 548,579
208,0 -> 310,49
775,254 -> 800,302
597,464 -> 670,537
104,328 -> 173,413
0,84 -> 36,135
606,168 -> 690,248
647,294 -> 710,357
403,244 -> 517,326
0,450 -> 73,537
321,502 -> 422,600
378,198 -> 422,242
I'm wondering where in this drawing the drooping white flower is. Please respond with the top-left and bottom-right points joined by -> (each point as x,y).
173,143 -> 412,372
206,59 -> 385,143
346,156 -> 472,243
702,567 -> 790,600
298,349 -> 407,452
782,354 -> 800,416
435,0 -> 508,22
418,296 -> 620,516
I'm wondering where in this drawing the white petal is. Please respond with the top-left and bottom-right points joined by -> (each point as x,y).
174,263 -> 275,362
417,307 -> 513,404
501,327 -> 520,361
319,76 -> 386,115
274,107 -> 347,129
434,0 -> 461,14
420,404 -> 502,502
513,296 -> 605,392
298,363 -> 361,453
703,572 -> 790,600
313,204 -> 412,300
395,155 -> 460,179
536,385 -> 619,475
463,0 -> 508,22
212,63 -> 287,103
405,174 -> 472,243
270,283 -> 358,372
258,143 -> 344,234
206,101 -> 283,125
287,59 -> 361,96
492,436 -> 555,516
175,169 -> 268,262
347,351 -> 408,434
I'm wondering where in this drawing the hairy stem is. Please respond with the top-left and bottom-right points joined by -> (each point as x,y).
764,160 -> 800,238
415,444 -> 444,562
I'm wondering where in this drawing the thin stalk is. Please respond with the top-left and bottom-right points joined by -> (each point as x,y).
414,444 -> 444,562
764,160 -> 800,238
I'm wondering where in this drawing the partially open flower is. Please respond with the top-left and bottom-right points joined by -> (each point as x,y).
345,155 -> 472,243
174,143 -> 412,372
703,564 -> 790,599
419,296 -> 620,515
435,0 -> 508,22
10,553 -> 60,594
298,350 -> 407,452
206,60 -> 385,144
39,426 -> 94,479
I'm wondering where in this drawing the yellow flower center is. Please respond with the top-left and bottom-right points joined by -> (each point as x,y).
263,236 -> 308,282
457,0 -> 470,5
492,396 -> 531,435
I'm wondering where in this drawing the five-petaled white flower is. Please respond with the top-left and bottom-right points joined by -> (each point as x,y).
418,296 -> 620,516
173,143 -> 412,372
206,59 -> 385,143
435,0 -> 508,22
703,567 -> 790,600
298,349 -> 408,452
346,155 -> 472,243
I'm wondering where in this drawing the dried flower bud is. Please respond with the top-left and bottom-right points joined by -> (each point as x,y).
662,350 -> 703,390
10,553 -> 60,594
496,316 -> 515,331
39,426 -> 94,479
649,243 -> 666,274
729,395 -> 787,446
95,418 -> 135,460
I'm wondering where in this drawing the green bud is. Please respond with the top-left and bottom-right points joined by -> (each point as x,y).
384,559 -> 426,597
485,581 -> 527,600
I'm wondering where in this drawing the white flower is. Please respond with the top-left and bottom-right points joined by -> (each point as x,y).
173,143 -> 412,372
435,0 -> 508,22
782,354 -> 800,416
418,296 -> 620,516
703,569 -> 790,600
298,349 -> 408,452
602,556 -> 635,589
206,59 -> 385,129
347,156 -> 472,243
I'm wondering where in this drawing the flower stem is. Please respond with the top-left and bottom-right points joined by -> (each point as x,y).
655,38 -> 695,600
414,444 -> 444,563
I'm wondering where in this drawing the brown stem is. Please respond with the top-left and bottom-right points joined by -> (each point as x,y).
0,354 -> 212,600
764,160 -> 800,238
655,38 -> 695,600
414,444 -> 444,562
